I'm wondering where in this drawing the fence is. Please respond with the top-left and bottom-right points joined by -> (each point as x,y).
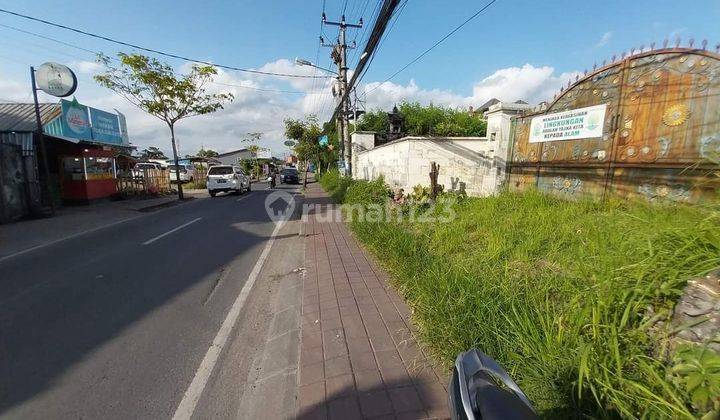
116,168 -> 171,196
507,47 -> 720,203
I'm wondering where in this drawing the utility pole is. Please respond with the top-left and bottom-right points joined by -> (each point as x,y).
322,13 -> 361,176
329,0 -> 400,142
30,66 -> 55,216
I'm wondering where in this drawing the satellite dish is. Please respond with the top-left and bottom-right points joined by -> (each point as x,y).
284,140 -> 296,147
35,62 -> 77,97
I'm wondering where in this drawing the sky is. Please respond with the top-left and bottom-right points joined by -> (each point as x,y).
1,0 -> 719,157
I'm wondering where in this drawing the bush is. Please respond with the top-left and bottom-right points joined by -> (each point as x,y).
320,176 -> 720,418
344,176 -> 390,206
318,169 -> 354,203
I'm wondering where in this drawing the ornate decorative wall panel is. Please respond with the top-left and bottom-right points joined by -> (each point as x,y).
507,48 -> 720,203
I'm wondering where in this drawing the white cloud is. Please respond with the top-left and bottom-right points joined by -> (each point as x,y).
362,64 -> 580,111
70,60 -> 104,74
595,31 -> 613,48
1,60 -> 580,158
0,73 -> 30,102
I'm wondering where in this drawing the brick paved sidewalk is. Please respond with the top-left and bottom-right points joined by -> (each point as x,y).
297,182 -> 450,420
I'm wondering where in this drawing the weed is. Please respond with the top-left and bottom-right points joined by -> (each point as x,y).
322,176 -> 720,418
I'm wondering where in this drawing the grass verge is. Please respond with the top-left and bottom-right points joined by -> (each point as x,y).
318,170 -> 720,418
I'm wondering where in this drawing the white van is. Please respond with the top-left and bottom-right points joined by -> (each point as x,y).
167,164 -> 196,183
207,165 -> 251,197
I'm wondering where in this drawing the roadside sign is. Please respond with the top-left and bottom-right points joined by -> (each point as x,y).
283,140 -> 295,147
255,148 -> 272,159
36,62 -> 77,97
319,135 -> 328,146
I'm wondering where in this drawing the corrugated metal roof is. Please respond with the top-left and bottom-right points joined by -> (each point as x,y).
216,148 -> 250,157
0,102 -> 61,132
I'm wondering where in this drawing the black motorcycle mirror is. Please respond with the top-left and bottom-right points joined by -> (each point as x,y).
449,349 -> 538,420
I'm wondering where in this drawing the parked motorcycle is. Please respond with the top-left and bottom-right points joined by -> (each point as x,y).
449,349 -> 538,420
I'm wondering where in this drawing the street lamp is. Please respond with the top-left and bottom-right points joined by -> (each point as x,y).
295,58 -> 338,75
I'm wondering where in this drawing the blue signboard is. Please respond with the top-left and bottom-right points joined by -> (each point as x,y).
319,135 -> 328,146
89,107 -> 123,145
60,99 -> 92,141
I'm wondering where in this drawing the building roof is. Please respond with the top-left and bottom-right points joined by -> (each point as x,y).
216,148 -> 250,157
0,103 -> 61,132
475,98 -> 500,114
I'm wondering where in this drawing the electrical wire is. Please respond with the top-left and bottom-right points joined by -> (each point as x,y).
348,0 -> 381,67
0,8 -> 331,79
362,0 -> 499,97
352,0 -> 407,91
0,23 -> 316,95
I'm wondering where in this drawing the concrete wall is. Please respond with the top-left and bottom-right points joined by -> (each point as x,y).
353,136 -> 500,196
351,102 -> 536,197
485,102 -> 535,192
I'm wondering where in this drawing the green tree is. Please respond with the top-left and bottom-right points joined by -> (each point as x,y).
139,146 -> 167,160
95,53 -> 233,199
285,116 -> 323,187
242,132 -> 263,178
355,101 -> 487,137
355,109 -> 389,133
196,147 -> 219,158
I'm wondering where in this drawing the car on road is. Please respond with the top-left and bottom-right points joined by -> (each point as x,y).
167,164 -> 196,183
207,165 -> 251,196
280,167 -> 300,184
132,162 -> 163,179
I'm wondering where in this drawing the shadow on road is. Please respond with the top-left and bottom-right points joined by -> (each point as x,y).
0,185 -> 302,416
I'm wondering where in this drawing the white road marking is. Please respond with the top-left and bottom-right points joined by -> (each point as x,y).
236,191 -> 255,202
141,218 -> 202,245
171,219 -> 286,420
0,216 -> 141,263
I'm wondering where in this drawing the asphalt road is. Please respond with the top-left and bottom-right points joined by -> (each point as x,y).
0,183 -> 300,419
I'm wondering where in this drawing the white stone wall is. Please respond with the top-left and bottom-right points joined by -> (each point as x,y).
485,102 -> 535,191
351,102 -> 536,197
353,136 -> 499,196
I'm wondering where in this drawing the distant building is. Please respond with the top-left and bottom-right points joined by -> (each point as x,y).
216,148 -> 252,165
216,147 -> 272,165
469,98 -> 500,117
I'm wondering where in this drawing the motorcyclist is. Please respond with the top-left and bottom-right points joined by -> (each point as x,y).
268,169 -> 277,189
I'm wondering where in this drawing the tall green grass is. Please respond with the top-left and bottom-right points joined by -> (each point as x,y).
319,172 -> 720,418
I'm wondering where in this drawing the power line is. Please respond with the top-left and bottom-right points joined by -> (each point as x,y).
362,0 -> 499,97
0,23 -> 315,95
308,0 -> 327,113
371,0 -> 407,60
0,8 -> 330,79
349,0 -> 381,66
0,22 -> 97,55
329,0 -> 402,122
353,0 -> 407,89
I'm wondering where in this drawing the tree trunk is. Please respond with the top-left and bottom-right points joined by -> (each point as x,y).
169,123 -> 184,200
429,161 -> 440,200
